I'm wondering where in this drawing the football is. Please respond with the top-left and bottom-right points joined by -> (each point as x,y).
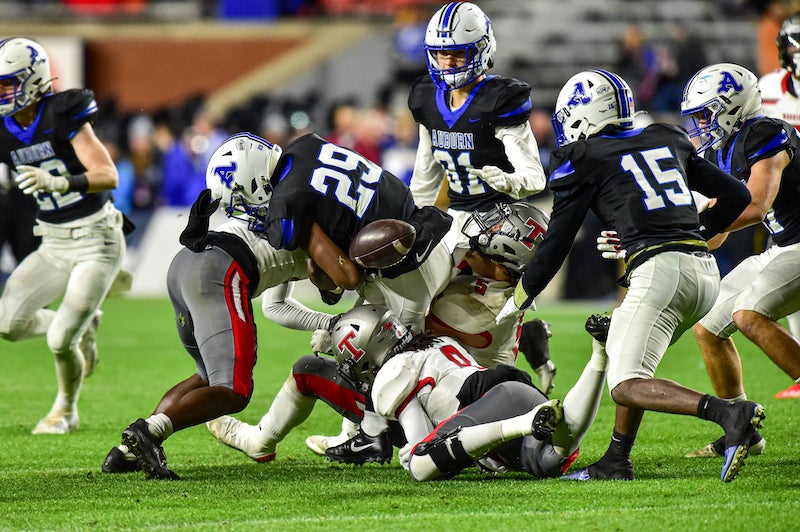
349,219 -> 417,269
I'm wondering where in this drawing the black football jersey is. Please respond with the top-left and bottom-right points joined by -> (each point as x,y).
520,124 -> 749,297
264,134 -> 451,278
703,117 -> 800,246
408,74 -> 532,212
0,89 -> 111,224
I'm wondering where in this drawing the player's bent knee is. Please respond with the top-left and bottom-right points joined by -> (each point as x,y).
731,309 -> 768,338
408,455 -> 442,481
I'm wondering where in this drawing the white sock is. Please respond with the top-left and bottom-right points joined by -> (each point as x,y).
145,413 -> 173,441
360,410 -> 389,437
51,349 -> 82,415
551,342 -> 607,456
340,417 -> 359,438
724,394 -> 747,403
256,377 -> 316,448
454,408 -> 541,460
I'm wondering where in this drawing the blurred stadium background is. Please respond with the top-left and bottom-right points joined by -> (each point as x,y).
0,0 -> 790,300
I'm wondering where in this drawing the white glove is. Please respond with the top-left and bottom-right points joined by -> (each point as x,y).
468,165 -> 511,194
398,443 -> 414,472
596,230 -> 626,260
15,165 -> 69,195
496,296 -> 521,324
310,328 -> 333,355
691,190 -> 712,213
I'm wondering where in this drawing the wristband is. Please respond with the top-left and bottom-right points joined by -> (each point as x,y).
66,174 -> 89,193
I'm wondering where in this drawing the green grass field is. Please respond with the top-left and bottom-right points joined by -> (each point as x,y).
1,296 -> 798,531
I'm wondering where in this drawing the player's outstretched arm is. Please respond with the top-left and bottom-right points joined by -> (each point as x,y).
71,122 -> 119,192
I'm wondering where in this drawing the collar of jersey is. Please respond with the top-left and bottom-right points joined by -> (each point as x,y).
4,95 -> 48,145
435,76 -> 491,128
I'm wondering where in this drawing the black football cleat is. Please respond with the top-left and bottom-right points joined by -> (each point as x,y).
561,457 -> 634,481
720,401 -> 765,482
102,446 -> 141,473
325,429 -> 392,465
585,313 -> 611,342
122,418 -> 179,480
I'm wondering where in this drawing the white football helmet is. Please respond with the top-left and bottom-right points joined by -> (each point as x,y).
680,63 -> 763,152
424,1 -> 496,90
331,305 -> 412,389
0,38 -> 53,117
778,14 -> 800,78
205,133 -> 282,236
461,201 -> 549,278
552,69 -> 635,147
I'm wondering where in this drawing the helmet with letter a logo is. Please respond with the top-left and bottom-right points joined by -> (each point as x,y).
331,305 -> 413,388
461,201 -> 549,278
680,63 -> 762,152
552,69 -> 635,147
205,132 -> 282,235
0,37 -> 53,117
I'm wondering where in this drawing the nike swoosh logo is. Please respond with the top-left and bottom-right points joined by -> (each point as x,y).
469,117 -> 480,123
351,443 -> 375,452
414,240 -> 433,262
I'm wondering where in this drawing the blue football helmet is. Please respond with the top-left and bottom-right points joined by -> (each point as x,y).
0,38 -> 53,117
424,2 -> 496,90
552,69 -> 635,147
680,63 -> 762,152
205,133 -> 282,236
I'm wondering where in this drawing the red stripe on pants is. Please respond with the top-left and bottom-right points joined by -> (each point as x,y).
224,262 -> 256,397
293,372 -> 366,418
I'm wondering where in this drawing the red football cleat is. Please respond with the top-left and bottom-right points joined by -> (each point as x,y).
775,383 -> 800,399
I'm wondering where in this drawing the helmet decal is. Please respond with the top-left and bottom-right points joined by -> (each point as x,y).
213,162 -> 237,189
718,71 -> 744,93
567,82 -> 592,107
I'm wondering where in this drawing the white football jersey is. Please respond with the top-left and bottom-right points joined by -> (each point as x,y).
759,70 -> 800,128
215,219 -> 308,297
371,336 -> 486,424
427,275 -> 522,367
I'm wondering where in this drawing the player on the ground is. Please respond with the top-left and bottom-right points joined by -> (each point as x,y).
0,37 -> 126,434
677,63 -> 800,456
757,14 -> 800,399
408,1 -> 555,388
210,201 -> 557,462
208,304 -> 610,482
497,69 -> 760,482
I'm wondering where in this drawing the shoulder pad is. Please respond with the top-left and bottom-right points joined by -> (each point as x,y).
548,143 -> 587,190
491,77 -> 532,126
742,118 -> 794,163
758,70 -> 786,99
49,89 -> 98,133
372,356 -> 420,419
408,75 -> 435,115
648,123 -> 694,150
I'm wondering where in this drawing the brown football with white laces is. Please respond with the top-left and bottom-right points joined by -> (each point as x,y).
349,219 -> 416,269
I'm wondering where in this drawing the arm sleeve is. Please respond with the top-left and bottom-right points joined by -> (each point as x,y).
520,183 -> 594,299
686,154 -> 752,239
396,396 -> 435,446
261,282 -> 335,331
494,122 -> 547,198
410,124 -> 446,207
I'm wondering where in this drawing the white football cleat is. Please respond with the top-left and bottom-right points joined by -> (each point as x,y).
80,311 -> 102,378
305,433 -> 354,456
32,410 -> 79,435
206,416 -> 275,462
